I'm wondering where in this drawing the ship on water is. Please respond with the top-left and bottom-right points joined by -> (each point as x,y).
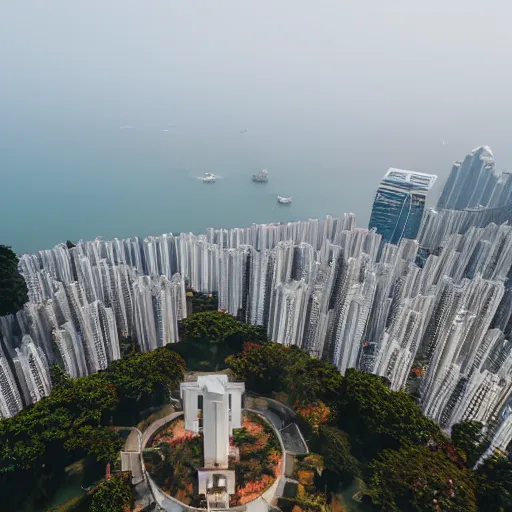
201,172 -> 216,183
277,196 -> 293,204
252,169 -> 268,182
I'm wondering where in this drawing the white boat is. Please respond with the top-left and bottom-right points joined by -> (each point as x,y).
202,172 -> 216,183
277,196 -> 293,204
252,169 -> 268,182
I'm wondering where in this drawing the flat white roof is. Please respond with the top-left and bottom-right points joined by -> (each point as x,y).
383,168 -> 437,190
197,374 -> 229,395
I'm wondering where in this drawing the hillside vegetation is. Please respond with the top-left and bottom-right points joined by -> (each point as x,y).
0,245 -> 28,315
1,311 -> 511,511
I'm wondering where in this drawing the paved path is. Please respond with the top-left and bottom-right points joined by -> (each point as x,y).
141,411 -> 183,449
124,428 -> 141,452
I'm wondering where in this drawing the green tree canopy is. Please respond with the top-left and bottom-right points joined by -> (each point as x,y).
0,371 -> 118,472
452,421 -> 490,468
179,310 -> 267,345
0,245 -> 28,316
227,342 -> 293,395
0,345 -> 185,510
475,450 -> 512,512
287,355 -> 343,406
337,368 -> 444,458
226,342 -> 342,405
90,473 -> 132,512
174,311 -> 268,370
317,425 -> 362,488
64,425 -> 124,464
0,347 -> 185,475
368,444 -> 478,512
108,347 -> 185,402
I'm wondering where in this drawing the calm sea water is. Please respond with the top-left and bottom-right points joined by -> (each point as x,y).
1,115 -> 461,256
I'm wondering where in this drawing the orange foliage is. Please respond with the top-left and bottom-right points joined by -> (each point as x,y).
269,450 -> 282,477
297,469 -> 315,486
152,419 -> 199,447
242,417 -> 265,436
236,474 -> 274,504
296,401 -> 331,434
331,496 -> 346,512
175,488 -> 190,503
170,431 -> 196,447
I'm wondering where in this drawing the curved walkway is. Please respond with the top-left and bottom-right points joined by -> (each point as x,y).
123,427 -> 142,452
141,411 -> 183,450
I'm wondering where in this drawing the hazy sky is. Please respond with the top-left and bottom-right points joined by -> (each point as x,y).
2,1 -> 510,127
1,1 -> 512,253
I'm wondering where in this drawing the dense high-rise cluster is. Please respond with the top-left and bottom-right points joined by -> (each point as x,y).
0,243 -> 187,419
419,146 -> 512,250
2,145 -> 512,461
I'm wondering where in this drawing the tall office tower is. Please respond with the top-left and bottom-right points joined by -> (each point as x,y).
33,244 -> 74,284
437,146 -> 499,211
79,301 -> 119,372
488,171 -> 512,208
53,322 -> 88,378
292,243 -> 317,283
154,274 -> 187,345
478,412 -> 512,467
302,285 -> 329,357
120,237 -> 144,274
247,249 -> 274,325
174,233 -> 218,292
14,335 -> 52,404
420,277 -> 504,424
218,246 -> 251,317
419,202 -> 512,252
24,302 -> 55,362
368,168 -> 437,245
133,276 -> 159,352
374,294 -> 435,390
328,255 -> 377,373
267,280 -> 309,347
274,241 -> 295,285
109,264 -> 135,335
143,236 -> 162,276
52,281 -> 74,325
132,274 -> 187,352
0,350 -> 23,419
74,255 -> 99,303
446,330 -> 512,428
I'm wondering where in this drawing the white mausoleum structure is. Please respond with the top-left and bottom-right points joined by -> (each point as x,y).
180,374 -> 245,509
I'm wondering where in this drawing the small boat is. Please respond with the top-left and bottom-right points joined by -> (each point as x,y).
252,169 -> 268,183
202,172 -> 216,183
277,196 -> 293,204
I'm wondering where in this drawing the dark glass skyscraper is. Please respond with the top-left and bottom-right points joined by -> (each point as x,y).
368,168 -> 437,245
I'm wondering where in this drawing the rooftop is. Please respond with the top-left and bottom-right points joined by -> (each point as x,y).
184,369 -> 232,382
382,168 -> 437,190
197,375 -> 229,395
